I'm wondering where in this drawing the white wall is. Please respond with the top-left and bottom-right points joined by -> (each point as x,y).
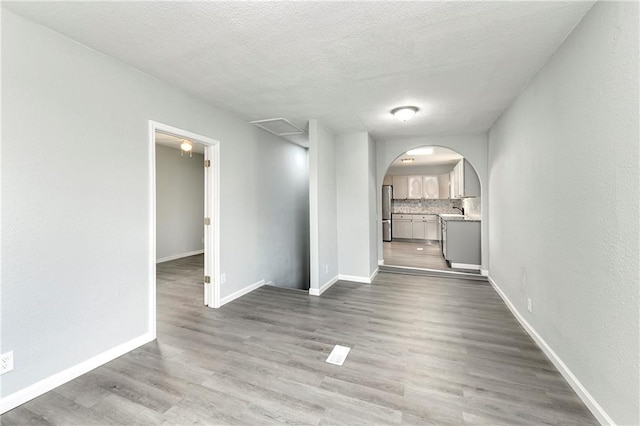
1,9 -> 309,405
488,2 -> 638,424
336,132 -> 377,282
376,135 -> 488,269
367,134 -> 378,276
155,145 -> 204,261
308,120 -> 338,293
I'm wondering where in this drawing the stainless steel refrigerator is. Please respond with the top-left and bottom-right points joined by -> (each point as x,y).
382,185 -> 392,241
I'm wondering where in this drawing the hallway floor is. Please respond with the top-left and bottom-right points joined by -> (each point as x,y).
2,256 -> 595,425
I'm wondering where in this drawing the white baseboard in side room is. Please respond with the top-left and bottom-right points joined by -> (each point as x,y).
378,259 -> 384,266
156,249 -> 204,263
220,279 -> 265,306
480,269 -> 489,276
0,332 -> 154,414
309,275 -> 339,296
450,262 -> 481,271
488,276 -> 614,426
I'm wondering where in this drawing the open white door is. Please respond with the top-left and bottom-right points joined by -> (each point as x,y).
150,120 -> 221,322
203,143 -> 221,308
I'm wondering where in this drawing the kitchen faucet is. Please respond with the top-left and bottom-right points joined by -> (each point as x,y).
453,206 -> 465,215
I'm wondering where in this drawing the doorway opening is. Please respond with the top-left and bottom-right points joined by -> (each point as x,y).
149,121 -> 220,338
381,146 -> 482,276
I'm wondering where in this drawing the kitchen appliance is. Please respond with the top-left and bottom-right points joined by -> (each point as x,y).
382,185 -> 392,242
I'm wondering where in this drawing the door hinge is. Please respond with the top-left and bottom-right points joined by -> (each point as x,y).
204,276 -> 211,284
204,217 -> 211,226
204,160 -> 211,168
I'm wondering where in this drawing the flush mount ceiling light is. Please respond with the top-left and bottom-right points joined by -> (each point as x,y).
400,157 -> 415,163
391,106 -> 419,122
180,139 -> 193,157
406,147 -> 434,156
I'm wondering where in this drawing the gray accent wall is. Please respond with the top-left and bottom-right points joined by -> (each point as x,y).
155,145 -> 204,261
1,9 -> 309,399
488,2 -> 639,424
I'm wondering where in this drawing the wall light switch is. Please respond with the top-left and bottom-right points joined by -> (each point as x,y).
527,298 -> 532,313
221,273 -> 226,284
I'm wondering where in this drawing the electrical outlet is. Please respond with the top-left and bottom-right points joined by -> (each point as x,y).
527,298 -> 532,313
1,351 -> 14,375
221,273 -> 226,284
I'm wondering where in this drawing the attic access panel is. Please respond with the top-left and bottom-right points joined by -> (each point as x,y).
250,118 -> 306,136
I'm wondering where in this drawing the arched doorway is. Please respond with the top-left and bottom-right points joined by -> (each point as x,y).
380,145 -> 482,274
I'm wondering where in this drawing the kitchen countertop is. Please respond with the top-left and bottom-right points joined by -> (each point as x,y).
438,213 -> 481,222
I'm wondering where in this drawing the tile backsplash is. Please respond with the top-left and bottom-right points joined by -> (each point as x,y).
392,199 -> 463,214
462,197 -> 482,218
392,197 -> 482,217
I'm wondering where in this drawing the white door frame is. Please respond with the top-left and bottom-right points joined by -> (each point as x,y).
148,121 -> 221,337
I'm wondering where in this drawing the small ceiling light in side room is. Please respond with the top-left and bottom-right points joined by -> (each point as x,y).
400,157 -> 415,163
391,106 -> 419,122
406,147 -> 434,156
180,139 -> 193,157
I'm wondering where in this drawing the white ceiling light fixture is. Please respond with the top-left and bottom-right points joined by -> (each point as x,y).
406,147 -> 434,156
391,106 -> 419,122
180,139 -> 193,157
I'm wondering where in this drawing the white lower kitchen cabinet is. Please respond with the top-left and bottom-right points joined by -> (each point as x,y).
392,215 -> 412,239
392,214 -> 440,241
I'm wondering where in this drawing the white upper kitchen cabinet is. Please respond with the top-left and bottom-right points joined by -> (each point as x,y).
392,175 -> 408,199
407,176 -> 423,199
451,159 -> 480,198
422,176 -> 439,199
438,174 -> 450,199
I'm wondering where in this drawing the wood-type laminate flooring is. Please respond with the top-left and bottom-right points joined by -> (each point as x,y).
2,255 -> 596,425
383,240 -> 481,274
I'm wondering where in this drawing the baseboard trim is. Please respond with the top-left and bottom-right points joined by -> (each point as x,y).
450,262 -> 481,270
220,279 -> 265,306
480,268 -> 489,276
309,275 -> 339,296
338,274 -> 370,284
156,249 -> 204,263
378,259 -> 384,266
0,332 -> 153,414
369,267 -> 379,283
487,276 -> 614,426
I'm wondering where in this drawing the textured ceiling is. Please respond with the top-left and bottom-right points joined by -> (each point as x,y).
391,147 -> 462,167
3,1 -> 594,141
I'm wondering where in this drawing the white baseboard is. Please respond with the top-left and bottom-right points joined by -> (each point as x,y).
156,249 -> 204,263
480,268 -> 489,276
338,274 -> 369,283
487,276 -> 613,425
451,262 -> 481,271
220,279 -> 265,306
0,332 -> 153,414
369,267 -> 379,282
378,259 -> 384,266
309,274 -> 339,296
